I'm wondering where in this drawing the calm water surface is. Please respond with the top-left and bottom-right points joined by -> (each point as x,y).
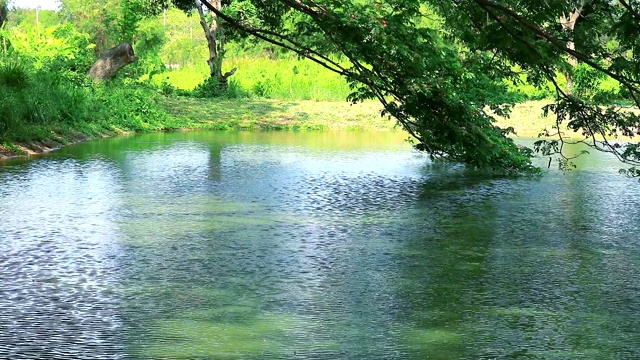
1,131 -> 639,359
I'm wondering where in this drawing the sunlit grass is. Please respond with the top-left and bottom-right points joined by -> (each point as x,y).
156,56 -> 353,101
160,97 -> 396,131
492,100 -> 556,137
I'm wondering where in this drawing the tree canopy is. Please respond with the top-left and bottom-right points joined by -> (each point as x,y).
188,0 -> 640,175
6,0 -> 640,175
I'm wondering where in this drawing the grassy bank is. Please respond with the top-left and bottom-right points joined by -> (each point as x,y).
494,100 -> 556,137
160,97 -> 558,136
1,94 -> 559,161
0,95 -> 398,160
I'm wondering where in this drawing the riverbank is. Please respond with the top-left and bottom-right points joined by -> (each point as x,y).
160,97 -> 396,131
160,98 -> 557,135
0,98 -> 555,161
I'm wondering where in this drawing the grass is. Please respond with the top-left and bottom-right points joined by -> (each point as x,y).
159,97 -> 394,131
158,97 -> 561,137
153,55 -> 353,101
0,91 -> 565,161
493,100 -> 556,137
0,53 -> 596,161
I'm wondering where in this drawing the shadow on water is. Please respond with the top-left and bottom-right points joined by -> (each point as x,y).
1,132 -> 640,359
400,160 -> 640,359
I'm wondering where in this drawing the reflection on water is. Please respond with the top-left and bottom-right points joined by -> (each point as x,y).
1,131 -> 640,359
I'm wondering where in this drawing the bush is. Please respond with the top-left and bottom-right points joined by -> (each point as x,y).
0,53 -> 177,142
0,90 -> 19,134
191,77 -> 227,98
0,57 -> 94,139
89,79 -> 176,132
226,78 -> 250,98
190,77 -> 250,98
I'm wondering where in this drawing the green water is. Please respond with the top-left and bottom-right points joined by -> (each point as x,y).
1,131 -> 639,359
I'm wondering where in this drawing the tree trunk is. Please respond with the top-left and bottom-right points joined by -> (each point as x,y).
195,0 -> 236,88
87,43 -> 136,81
560,9 -> 581,94
0,0 -> 7,28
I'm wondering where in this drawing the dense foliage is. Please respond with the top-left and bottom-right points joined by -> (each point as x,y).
0,13 -> 175,145
192,0 -> 640,175
434,0 -> 640,175
2,1 -> 640,176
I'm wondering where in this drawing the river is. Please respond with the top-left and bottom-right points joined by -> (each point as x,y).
1,131 -> 639,359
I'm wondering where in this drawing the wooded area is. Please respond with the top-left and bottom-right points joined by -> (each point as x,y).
1,0 -> 639,175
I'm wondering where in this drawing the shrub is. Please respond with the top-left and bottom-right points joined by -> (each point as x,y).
191,77 -> 250,98
0,61 -> 30,89
191,77 -> 227,98
0,90 -> 19,135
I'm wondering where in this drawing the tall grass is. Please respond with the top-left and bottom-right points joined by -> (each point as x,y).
0,54 -> 176,144
0,60 -> 90,141
155,56 -> 353,101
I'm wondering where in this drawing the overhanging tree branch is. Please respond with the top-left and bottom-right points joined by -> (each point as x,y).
472,0 -> 640,93
619,0 -> 640,22
178,0 -> 638,174
198,0 -> 349,76
199,0 -> 401,105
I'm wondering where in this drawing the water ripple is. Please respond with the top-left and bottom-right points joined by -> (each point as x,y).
1,132 -> 640,359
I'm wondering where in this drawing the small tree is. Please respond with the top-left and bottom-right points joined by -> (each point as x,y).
168,0 -> 242,89
195,0 -> 236,87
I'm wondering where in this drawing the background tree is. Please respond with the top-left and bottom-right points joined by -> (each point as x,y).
168,0 -> 265,90
59,0 -> 118,55
1,7 -> 92,73
194,0 -> 235,86
7,7 -> 60,28
160,7 -> 208,67
60,0 -> 159,54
